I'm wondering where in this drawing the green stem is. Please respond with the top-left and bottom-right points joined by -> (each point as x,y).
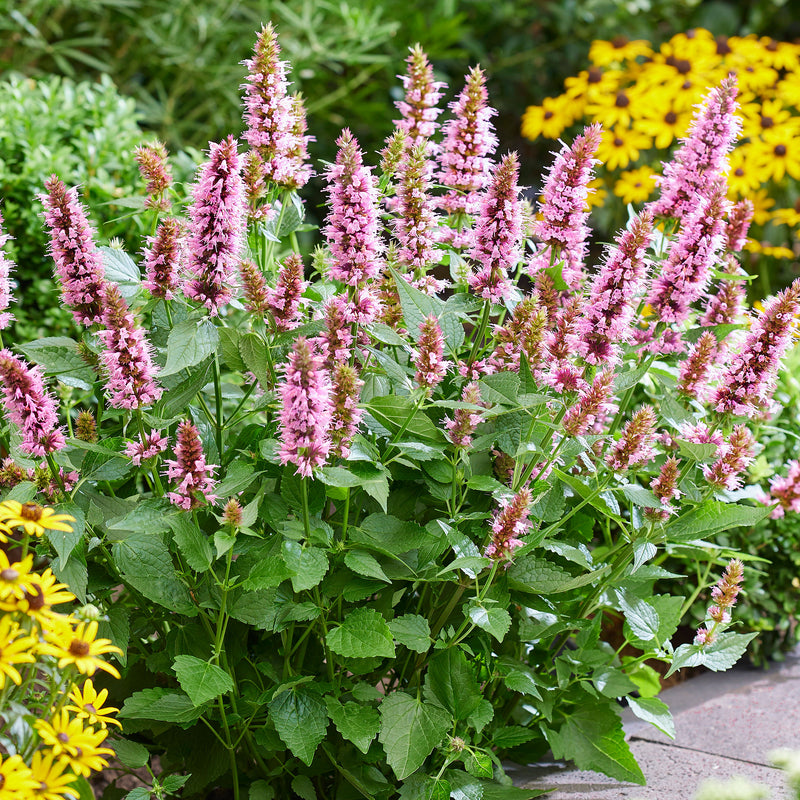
213,355 -> 224,459
467,301 -> 491,366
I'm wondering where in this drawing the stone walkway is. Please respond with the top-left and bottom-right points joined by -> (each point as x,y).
511,647 -> 800,799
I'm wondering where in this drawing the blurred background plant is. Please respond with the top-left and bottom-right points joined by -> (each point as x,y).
522,26 -> 800,297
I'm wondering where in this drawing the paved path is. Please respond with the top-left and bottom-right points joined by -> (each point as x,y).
511,647 -> 800,799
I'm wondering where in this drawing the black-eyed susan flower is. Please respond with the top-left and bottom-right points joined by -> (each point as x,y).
34,711 -> 100,759
751,130 -> 800,182
0,615 -> 37,688
596,127 -> 651,171
589,36 -> 653,67
28,750 -> 77,800
521,95 -> 575,140
39,620 -> 122,678
59,731 -> 115,779
5,568 -> 75,625
727,148 -> 765,197
634,104 -> 692,149
0,754 -> 39,797
772,207 -> 800,228
67,680 -> 122,729
740,97 -> 797,140
614,167 -> 657,204
0,500 -> 75,538
0,551 -> 34,601
563,65 -> 622,106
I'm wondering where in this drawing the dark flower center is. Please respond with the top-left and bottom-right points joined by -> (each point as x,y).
716,36 -> 731,55
25,585 -> 46,610
0,568 -> 19,582
20,502 -> 43,522
615,92 -> 630,108
544,110 -> 553,120
665,111 -> 677,125
675,58 -> 691,74
69,639 -> 91,657
766,39 -> 778,51
588,67 -> 603,83
57,733 -> 69,743
761,115 -> 774,129
775,144 -> 787,157
85,703 -> 97,714
735,168 -> 745,177
612,35 -> 628,49
613,137 -> 624,148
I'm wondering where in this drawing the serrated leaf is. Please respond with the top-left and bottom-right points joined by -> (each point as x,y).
367,395 -> 443,443
119,688 -> 204,724
269,687 -> 328,765
249,780 -> 275,800
218,327 -> 246,372
666,632 -> 758,677
379,692 -> 451,780
112,739 -> 150,769
391,267 -> 443,338
345,549 -> 391,583
100,246 -> 141,299
325,697 -> 380,753
291,775 -> 316,800
617,591 -> 660,643
479,372 -> 520,406
425,648 -> 481,720
468,603 -> 511,643
492,726 -> 536,749
17,337 -> 96,390
620,484 -> 661,508
48,502 -> 83,569
627,696 -> 675,739
158,357 -> 213,417
507,555 -> 573,594
239,332 -> 272,390
666,502 -> 771,540
173,655 -> 234,706
167,514 -> 213,572
161,318 -> 219,376
327,608 -> 395,659
388,614 -> 431,653
676,439 -> 719,462
282,541 -> 329,592
614,361 -> 650,392
545,700 -> 644,784
242,557 -> 291,590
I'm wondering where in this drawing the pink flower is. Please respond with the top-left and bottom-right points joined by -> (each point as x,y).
678,331 -> 718,401
97,284 -> 162,410
0,349 -> 65,457
278,337 -> 332,477
647,457 -> 681,520
39,176 -> 107,325
317,295 -> 354,368
164,421 -> 218,510
324,129 -> 384,286
694,558 -> 744,646
184,136 -> 246,315
714,279 -> 800,416
329,363 -> 364,459
414,315 -> 449,393
767,460 -> 800,517
576,210 -> 653,367
445,381 -> 485,448
267,252 -> 306,331
0,210 -> 15,329
562,368 -> 615,437
702,424 -> 755,491
468,152 -> 522,303
606,405 -> 658,472
647,179 -> 728,325
143,218 -> 184,299
490,296 -> 548,373
700,268 -> 746,328
125,431 -> 169,465
394,44 -> 446,150
679,422 -> 724,456
438,66 -> 498,216
241,23 -> 311,188
530,124 -> 602,290
485,488 -> 532,560
650,75 -> 741,221
134,141 -> 173,211
724,199 -> 754,253
239,258 -> 271,315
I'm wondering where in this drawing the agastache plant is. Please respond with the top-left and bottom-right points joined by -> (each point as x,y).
0,210 -> 15,331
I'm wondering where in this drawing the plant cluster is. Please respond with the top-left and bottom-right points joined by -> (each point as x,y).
522,28 -> 800,295
0,499 -> 121,800
0,24 -> 796,800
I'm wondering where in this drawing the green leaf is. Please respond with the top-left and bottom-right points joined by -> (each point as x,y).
173,655 -> 234,706
666,502 -> 772,540
112,533 -> 196,616
479,372 -> 520,406
620,484 -> 661,508
282,541 -> 329,592
48,502 -> 84,569
119,688 -> 204,724
249,781 -> 276,800
325,697 -> 381,754
388,614 -> 431,653
467,603 -> 512,643
591,666 -> 637,698
507,555 -> 573,594
349,461 -> 391,512
617,591 -> 660,644
52,552 -> 88,604
379,692 -> 451,780
112,739 -> 150,769
320,466 -> 363,488
437,556 -> 491,577
627,696 -> 675,739
291,776 -> 316,800
17,337 -> 96,390
161,775 -> 190,793
425,648 -> 481,720
242,557 -> 291,590
345,549 -> 391,583
614,361 -> 650,393
367,395 -> 443,443
622,657 -> 662,698
391,267 -> 443,338
218,327 -> 246,372
676,439 -> 719,463
239,332 -> 272,390
269,687 -> 328,765
100,246 -> 141,299
467,700 -> 494,733
555,469 -> 624,524
492,727 -> 536,749
666,632 -> 758,677
161,318 -> 219,377
659,394 -> 696,429
125,788 -> 151,800
545,700 -> 645,784
462,751 -> 493,779
327,608 -> 395,659
167,514 -> 213,572
501,667 -> 542,700
158,357 -> 213,418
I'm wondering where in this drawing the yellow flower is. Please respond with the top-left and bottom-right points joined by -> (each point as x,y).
748,189 -> 776,226
731,62 -> 779,94
28,750 -> 77,800
67,680 -> 122,729
2,569 -> 75,625
0,551 -> 34,601
726,147 -> 765,197
0,500 -> 75,538
521,95 -> 575,140
584,178 -> 607,211
0,521 -> 9,544
749,129 -> 800,182
740,98 -> 797,140
771,207 -> 800,228
758,37 -> 800,71
744,240 -> 795,260
596,127 -> 651,171
0,754 -> 39,798
589,36 -> 653,67
614,167 -> 657,204
634,104 -> 692,149
34,711 -> 98,758
586,88 -> 637,129
777,71 -> 800,108
39,620 -> 121,678
563,65 -> 622,106
0,616 -> 37,688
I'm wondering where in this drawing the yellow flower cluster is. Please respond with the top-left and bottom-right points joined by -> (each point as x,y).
522,29 -> 800,260
0,501 -> 121,800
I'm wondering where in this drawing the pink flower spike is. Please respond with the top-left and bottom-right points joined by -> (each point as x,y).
97,283 -> 162,410
278,337 -> 333,477
267,252 -> 306,331
414,315 -> 449,394
134,141 -> 173,211
485,488 -> 532,560
0,349 -> 65,457
467,152 -> 522,304
324,129 -> 384,286
444,381 -> 485,448
317,295 -> 354,369
438,66 -> 498,216
125,430 -> 169,466
164,421 -> 218,510
606,405 -> 658,472
678,331 -> 718,402
531,123 -> 602,290
143,218 -> 184,299
39,176 -> 107,326
650,75 -> 741,221
702,424 -> 755,491
768,460 -> 800,517
184,136 -> 246,316
239,258 -> 271,315
0,210 -> 15,329
562,368 -> 616,437
394,44 -> 446,151
490,296 -> 548,374
647,456 -> 681,520
724,199 -> 754,253
329,362 -> 364,459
